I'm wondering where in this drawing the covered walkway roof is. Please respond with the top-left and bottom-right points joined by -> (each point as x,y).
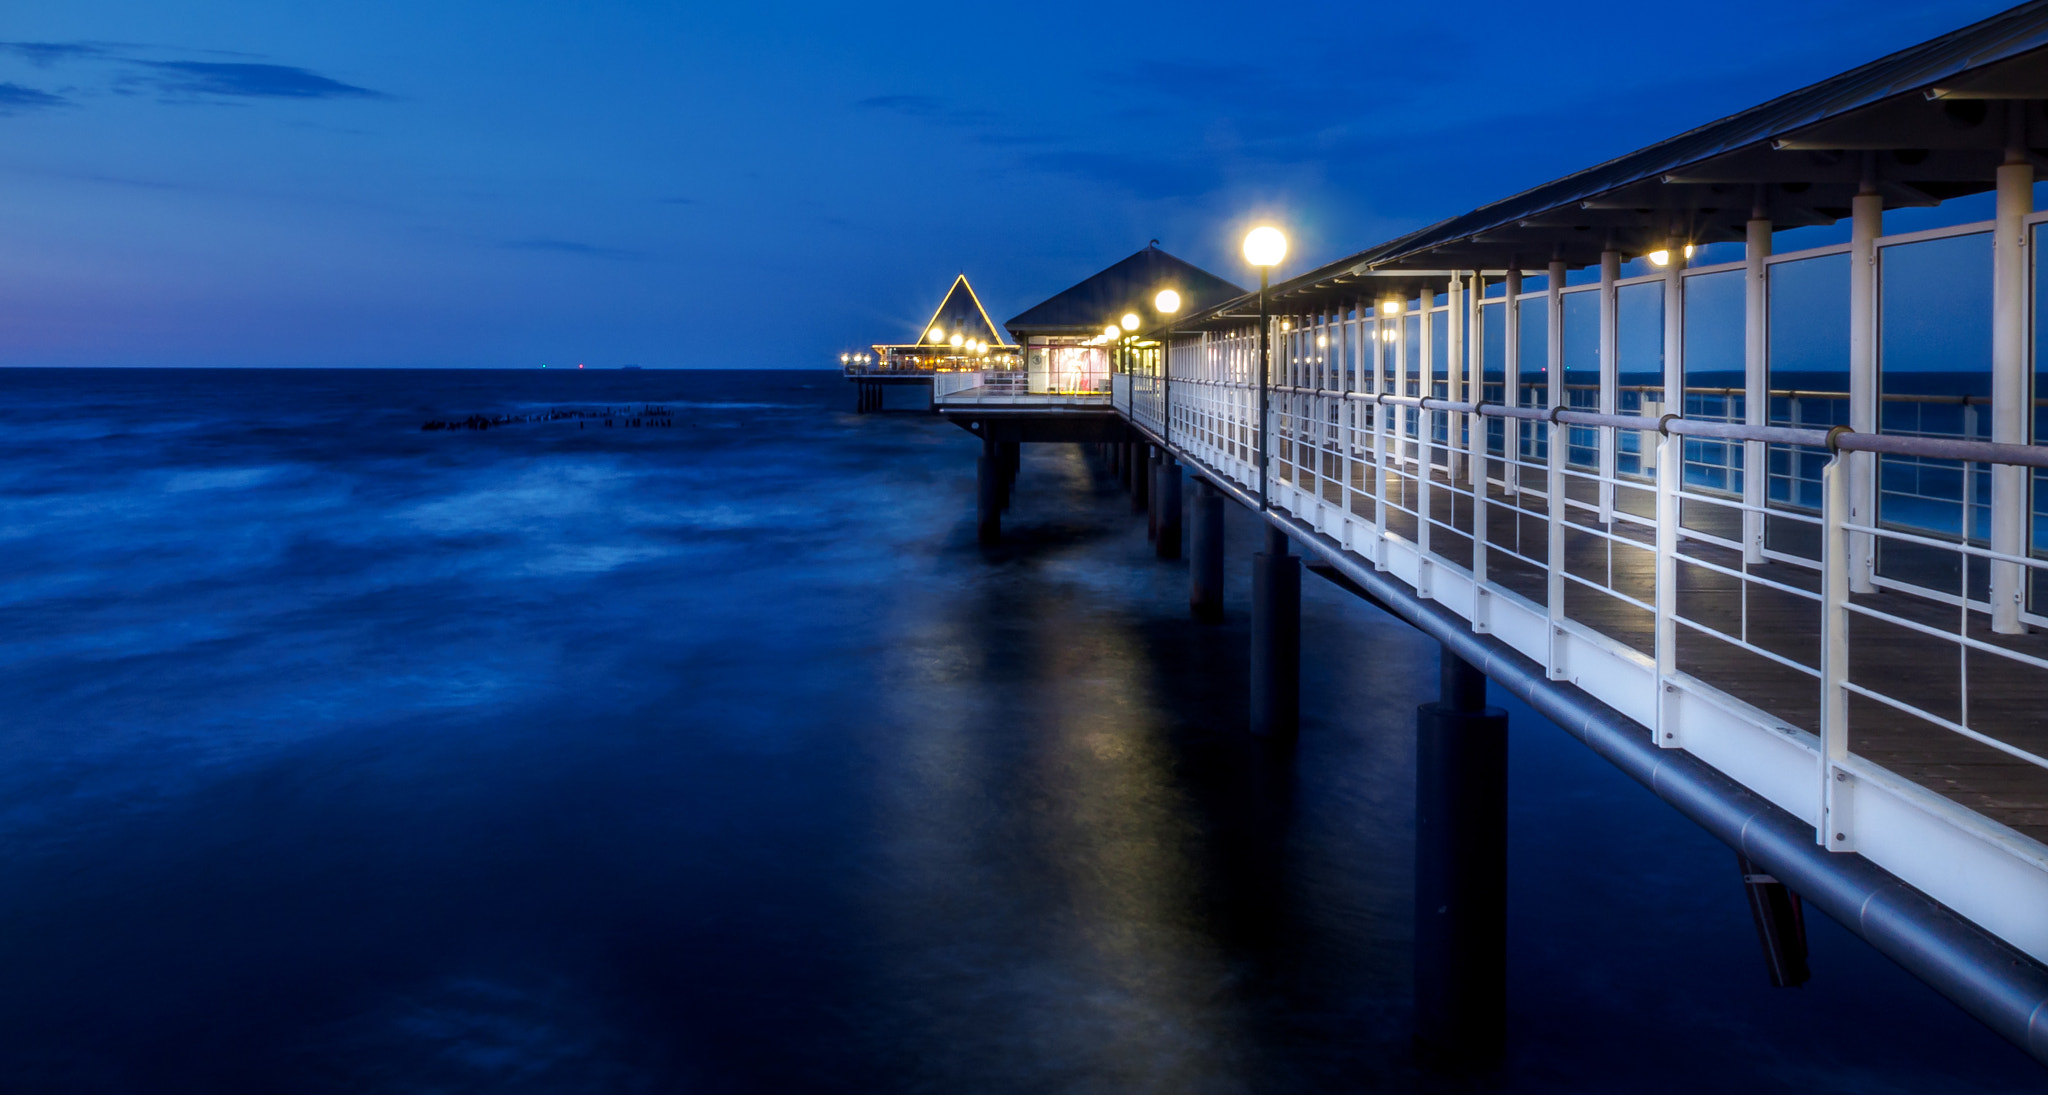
1182,0 -> 2048,327
1009,244 -> 1243,340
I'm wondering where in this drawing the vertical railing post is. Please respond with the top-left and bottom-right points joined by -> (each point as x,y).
1744,206 -> 1771,565
1848,168 -> 1881,594
1991,128 -> 2033,633
1547,259 -> 1568,677
1372,307 -> 1389,567
1654,425 -> 1681,745
1599,249 -> 1620,524
1819,447 -> 1854,849
1467,272 -> 1483,487
1468,274 -> 1490,616
1418,293 -> 1434,587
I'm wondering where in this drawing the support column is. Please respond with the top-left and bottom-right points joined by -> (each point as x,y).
1132,442 -> 1151,514
1250,524 -> 1300,738
1001,440 -> 1019,512
1156,456 -> 1183,559
1546,258 -> 1568,644
1190,478 -> 1224,622
1991,137 -> 2033,633
976,434 -> 1001,545
1598,249 -> 1620,523
1744,208 -> 1771,565
1147,447 -> 1163,540
1849,171 -> 1882,594
1414,646 -> 1508,1069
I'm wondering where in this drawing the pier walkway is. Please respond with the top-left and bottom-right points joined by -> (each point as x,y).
937,3 -> 2048,1065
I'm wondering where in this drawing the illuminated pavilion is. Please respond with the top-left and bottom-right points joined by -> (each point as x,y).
850,274 -> 1020,376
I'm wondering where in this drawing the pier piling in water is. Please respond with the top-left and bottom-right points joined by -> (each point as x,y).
1130,443 -> 1150,515
1414,647 -> 1508,1069
1154,457 -> 1181,559
1249,524 -> 1299,737
1146,448 -> 1161,540
976,435 -> 1001,545
1189,479 -> 1224,622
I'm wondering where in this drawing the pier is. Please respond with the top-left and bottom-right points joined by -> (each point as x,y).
918,5 -> 2048,1068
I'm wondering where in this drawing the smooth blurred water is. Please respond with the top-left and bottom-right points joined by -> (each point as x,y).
0,368 -> 2038,1093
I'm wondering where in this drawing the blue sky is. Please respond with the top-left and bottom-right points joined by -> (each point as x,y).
0,0 -> 2014,367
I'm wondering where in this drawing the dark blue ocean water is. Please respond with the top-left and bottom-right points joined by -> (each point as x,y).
0,368 -> 2037,1093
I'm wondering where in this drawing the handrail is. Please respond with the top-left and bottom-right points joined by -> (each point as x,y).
1253,383 -> 2048,469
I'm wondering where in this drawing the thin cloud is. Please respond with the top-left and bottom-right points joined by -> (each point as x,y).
0,82 -> 67,112
0,41 -> 109,66
502,238 -> 645,260
129,61 -> 386,101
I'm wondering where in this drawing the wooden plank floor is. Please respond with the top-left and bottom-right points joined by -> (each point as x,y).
1275,445 -> 2048,845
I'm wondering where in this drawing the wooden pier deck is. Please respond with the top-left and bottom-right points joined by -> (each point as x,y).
1276,451 -> 2048,844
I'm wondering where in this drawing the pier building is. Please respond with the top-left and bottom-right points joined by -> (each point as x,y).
933,1 -> 2048,1067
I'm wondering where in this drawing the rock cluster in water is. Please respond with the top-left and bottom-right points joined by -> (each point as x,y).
421,406 -> 676,431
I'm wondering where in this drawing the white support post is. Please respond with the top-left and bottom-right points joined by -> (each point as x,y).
1744,215 -> 1771,566
1372,304 -> 1389,566
1849,185 -> 1882,594
1599,250 -> 1619,524
1820,451 -> 1855,849
1467,272 -> 1483,486
1504,268 -> 1522,495
1654,239 -> 1687,744
1392,299 -> 1409,503
1991,152 -> 2033,634
1663,237 -> 1687,415
1417,292 -> 1434,585
1655,428 -> 1682,746
1547,259 -> 1569,677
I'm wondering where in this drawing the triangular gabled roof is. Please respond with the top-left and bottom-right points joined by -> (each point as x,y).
1005,245 -> 1245,339
915,274 -> 1009,347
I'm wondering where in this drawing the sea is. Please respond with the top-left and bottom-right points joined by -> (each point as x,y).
0,367 -> 2037,1093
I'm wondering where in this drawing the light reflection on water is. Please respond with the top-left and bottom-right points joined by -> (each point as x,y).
0,369 -> 2037,1093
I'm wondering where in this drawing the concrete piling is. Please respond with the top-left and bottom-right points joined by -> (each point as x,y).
1155,457 -> 1181,559
1413,647 -> 1509,1070
1189,478 -> 1224,622
976,435 -> 1001,545
1249,524 -> 1300,737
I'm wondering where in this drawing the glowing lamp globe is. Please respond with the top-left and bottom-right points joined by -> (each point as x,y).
949,333 -> 964,348
1154,289 -> 1181,314
1121,313 -> 1140,331
1242,225 -> 1287,268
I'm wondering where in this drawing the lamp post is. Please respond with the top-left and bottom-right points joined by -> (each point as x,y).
1154,288 -> 1181,440
1243,226 -> 1288,508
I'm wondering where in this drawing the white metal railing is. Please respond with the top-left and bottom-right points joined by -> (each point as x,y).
1143,319 -> 2048,969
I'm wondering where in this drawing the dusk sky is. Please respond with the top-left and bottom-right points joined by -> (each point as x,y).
0,1 -> 2013,368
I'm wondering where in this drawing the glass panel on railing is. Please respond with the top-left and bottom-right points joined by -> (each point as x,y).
1482,302 -> 1506,458
1766,251 -> 1850,557
1562,291 -> 1600,468
1878,231 -> 1992,537
1404,313 -> 1423,396
1616,282 -> 1663,481
1682,269 -> 1745,496
1516,299 -> 1549,476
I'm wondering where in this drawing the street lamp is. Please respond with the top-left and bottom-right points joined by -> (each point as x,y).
1155,288 -> 1181,432
1243,225 -> 1288,508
